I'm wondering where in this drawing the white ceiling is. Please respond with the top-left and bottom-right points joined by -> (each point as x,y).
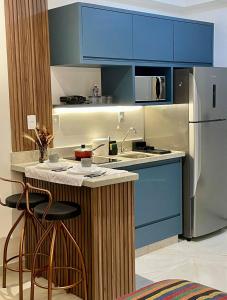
153,0 -> 226,8
153,0 -> 214,7
48,0 -> 227,14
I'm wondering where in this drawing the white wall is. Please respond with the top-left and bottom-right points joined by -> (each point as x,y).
51,66 -> 145,147
53,107 -> 144,147
48,0 -> 183,16
187,8 -> 227,67
0,1 -> 21,264
51,66 -> 144,147
51,67 -> 101,105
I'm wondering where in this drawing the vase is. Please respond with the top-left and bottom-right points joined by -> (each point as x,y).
39,146 -> 48,163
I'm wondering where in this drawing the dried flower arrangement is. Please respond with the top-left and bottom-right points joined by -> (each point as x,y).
24,126 -> 54,163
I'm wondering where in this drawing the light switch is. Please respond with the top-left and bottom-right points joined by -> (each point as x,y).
27,115 -> 37,130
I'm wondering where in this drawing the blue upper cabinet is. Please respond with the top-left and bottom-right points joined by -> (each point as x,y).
48,3 -> 214,66
133,15 -> 174,62
49,3 -> 82,66
174,21 -> 214,64
82,7 -> 133,60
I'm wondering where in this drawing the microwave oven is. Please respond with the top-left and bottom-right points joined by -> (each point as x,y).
135,76 -> 166,102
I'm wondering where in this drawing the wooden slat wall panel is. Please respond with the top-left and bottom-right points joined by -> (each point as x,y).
91,182 -> 135,300
4,0 -> 52,152
25,179 -> 135,300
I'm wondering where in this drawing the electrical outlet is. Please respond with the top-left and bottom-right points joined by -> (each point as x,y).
27,115 -> 37,130
118,111 -> 125,123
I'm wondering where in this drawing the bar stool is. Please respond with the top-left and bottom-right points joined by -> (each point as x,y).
0,177 -> 48,300
26,183 -> 88,300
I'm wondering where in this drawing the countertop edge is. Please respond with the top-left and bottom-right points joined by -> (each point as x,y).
11,164 -> 139,188
11,151 -> 185,188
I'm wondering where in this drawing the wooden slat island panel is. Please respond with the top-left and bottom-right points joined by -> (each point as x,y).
4,0 -> 52,152
26,178 -> 135,300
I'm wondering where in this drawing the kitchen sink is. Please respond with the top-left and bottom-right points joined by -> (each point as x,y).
118,153 -> 152,159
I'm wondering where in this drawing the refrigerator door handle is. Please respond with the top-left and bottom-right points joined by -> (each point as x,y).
189,123 -> 202,200
213,84 -> 216,108
194,124 -> 201,198
189,118 -> 226,124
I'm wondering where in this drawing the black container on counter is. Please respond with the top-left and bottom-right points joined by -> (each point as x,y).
109,141 -> 118,156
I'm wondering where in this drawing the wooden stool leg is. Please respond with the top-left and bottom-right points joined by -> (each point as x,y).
60,225 -> 69,293
2,211 -> 25,288
31,215 -> 40,270
61,221 -> 88,300
18,212 -> 27,300
30,223 -> 54,300
48,224 -> 57,300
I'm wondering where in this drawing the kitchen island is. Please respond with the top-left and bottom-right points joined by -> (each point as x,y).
11,150 -> 185,299
11,163 -> 138,300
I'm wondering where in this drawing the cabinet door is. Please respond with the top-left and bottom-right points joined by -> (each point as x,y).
133,15 -> 174,61
134,161 -> 182,228
174,21 -> 213,63
136,216 -> 182,248
82,7 -> 133,60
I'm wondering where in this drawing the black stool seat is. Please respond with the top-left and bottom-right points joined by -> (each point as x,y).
5,193 -> 48,209
34,201 -> 81,221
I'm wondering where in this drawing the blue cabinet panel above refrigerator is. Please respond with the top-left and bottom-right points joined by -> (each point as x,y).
174,21 -> 214,64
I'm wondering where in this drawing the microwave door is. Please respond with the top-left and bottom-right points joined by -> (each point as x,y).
135,76 -> 152,101
152,76 -> 166,101
151,77 -> 158,101
158,76 -> 166,100
135,76 -> 166,102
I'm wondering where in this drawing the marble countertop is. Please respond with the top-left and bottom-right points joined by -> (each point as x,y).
93,150 -> 185,169
11,150 -> 185,188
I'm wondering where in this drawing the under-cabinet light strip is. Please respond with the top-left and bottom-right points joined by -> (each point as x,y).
53,106 -> 143,114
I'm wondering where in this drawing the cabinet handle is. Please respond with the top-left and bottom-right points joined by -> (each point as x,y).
156,77 -> 162,100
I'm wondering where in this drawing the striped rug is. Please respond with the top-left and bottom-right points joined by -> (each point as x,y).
118,279 -> 227,299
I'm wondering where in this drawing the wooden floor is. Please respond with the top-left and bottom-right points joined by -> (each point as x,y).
25,179 -> 135,300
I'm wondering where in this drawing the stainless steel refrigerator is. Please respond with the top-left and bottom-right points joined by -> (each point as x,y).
145,67 -> 227,239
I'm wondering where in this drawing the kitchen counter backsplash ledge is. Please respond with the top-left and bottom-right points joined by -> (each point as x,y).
11,141 -> 136,165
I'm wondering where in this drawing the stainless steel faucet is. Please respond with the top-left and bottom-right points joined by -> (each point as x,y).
120,127 -> 137,153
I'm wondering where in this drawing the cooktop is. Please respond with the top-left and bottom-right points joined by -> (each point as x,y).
132,141 -> 171,155
134,147 -> 171,155
64,156 -> 121,165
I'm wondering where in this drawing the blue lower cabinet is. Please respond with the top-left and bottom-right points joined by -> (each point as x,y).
134,161 -> 182,227
120,159 -> 182,248
136,216 -> 182,249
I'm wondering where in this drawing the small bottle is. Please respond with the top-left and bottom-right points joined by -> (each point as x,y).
92,84 -> 99,97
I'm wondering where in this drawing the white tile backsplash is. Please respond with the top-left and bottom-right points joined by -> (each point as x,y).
51,66 -> 101,105
53,108 -> 144,147
51,66 -> 144,148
